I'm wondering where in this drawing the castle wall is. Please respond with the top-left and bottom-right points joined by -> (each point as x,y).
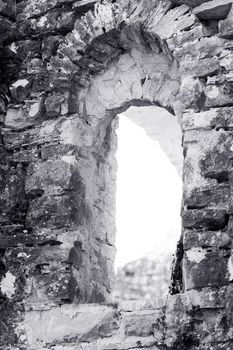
1,0 -> 233,348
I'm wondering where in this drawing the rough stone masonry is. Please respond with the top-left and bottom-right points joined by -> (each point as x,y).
2,0 -> 233,348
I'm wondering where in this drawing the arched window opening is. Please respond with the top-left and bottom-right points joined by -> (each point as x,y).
113,106 -> 183,301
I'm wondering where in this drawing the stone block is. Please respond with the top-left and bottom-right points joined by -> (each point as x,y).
44,93 -> 69,117
0,15 -> 15,41
9,147 -> 39,163
219,17 -> 233,38
167,24 -> 209,51
18,0 -> 76,20
16,244 -> 70,268
84,84 -> 106,119
30,73 -> 51,93
42,35 -> 64,61
184,183 -> 229,209
183,229 -> 231,250
170,0 -> 209,5
0,96 -> 6,116
219,51 -> 233,71
124,309 -> 161,337
183,209 -> 228,230
40,143 -> 77,160
11,39 -> 41,60
38,116 -> 93,148
10,79 -> 31,102
5,99 -> 43,130
26,195 -> 72,229
25,8 -> 75,35
179,76 -> 204,111
5,107 -> 28,130
0,224 -> 30,248
149,5 -> 195,40
182,107 -> 233,130
179,57 -> 220,78
49,55 -> 79,75
174,36 -> 226,61
48,73 -> 71,93
228,171 -> 233,212
0,168 -> 27,225
3,127 -> 40,150
25,158 -> 75,196
22,305 -> 118,346
193,0 -> 233,20
205,82 -> 233,108
81,310 -> 120,341
183,248 -> 229,289
58,42 -> 83,65
0,0 -> 16,18
200,138 -> 233,181
186,285 -> 233,309
227,216 -> 233,236
35,271 -> 72,301
27,58 -> 44,74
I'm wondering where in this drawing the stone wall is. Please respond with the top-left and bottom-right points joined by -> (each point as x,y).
1,0 -> 233,349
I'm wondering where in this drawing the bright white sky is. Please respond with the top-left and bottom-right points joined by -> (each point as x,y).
115,114 -> 182,268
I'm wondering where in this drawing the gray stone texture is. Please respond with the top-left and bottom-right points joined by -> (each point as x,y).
1,0 -> 233,349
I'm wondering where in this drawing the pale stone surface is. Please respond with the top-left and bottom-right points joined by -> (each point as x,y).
0,272 -> 16,299
23,304 -> 119,346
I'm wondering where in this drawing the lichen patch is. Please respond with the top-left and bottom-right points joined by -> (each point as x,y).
186,248 -> 206,264
0,271 -> 16,299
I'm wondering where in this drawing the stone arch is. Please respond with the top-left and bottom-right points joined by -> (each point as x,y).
1,0 -> 233,348
47,6 -> 186,302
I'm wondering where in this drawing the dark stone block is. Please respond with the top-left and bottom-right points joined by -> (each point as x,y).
219,18 -> 233,38
40,143 -> 77,160
183,209 -> 228,230
0,299 -> 20,347
42,36 -> 64,61
0,0 -> 16,18
35,270 -> 72,301
14,39 -> 42,60
184,183 -> 229,209
0,16 -> 15,42
0,168 -> 28,226
193,1 -> 232,20
3,127 -> 40,150
199,133 -> 233,181
183,229 -> 231,250
31,73 -> 51,93
125,311 -> 157,337
170,0 -> 209,6
44,94 -> 67,117
26,195 -> 72,229
10,80 -> 32,103
26,159 -> 73,195
184,249 -> 229,289
9,147 -> 39,164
